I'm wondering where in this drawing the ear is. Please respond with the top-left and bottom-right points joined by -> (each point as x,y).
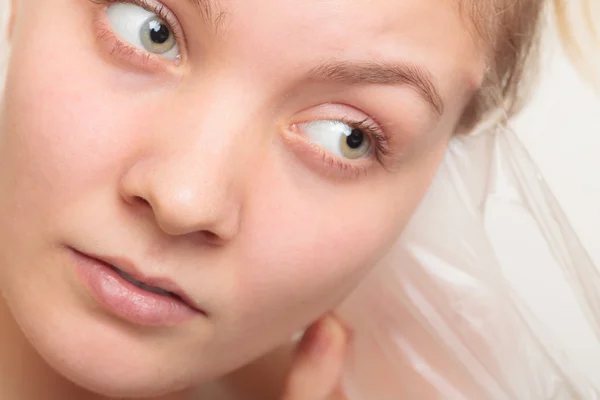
7,0 -> 19,41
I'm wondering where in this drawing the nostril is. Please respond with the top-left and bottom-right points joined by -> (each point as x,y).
132,196 -> 152,208
199,230 -> 223,245
122,195 -> 154,218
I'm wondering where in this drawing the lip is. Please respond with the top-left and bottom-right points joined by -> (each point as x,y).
70,247 -> 206,326
94,253 -> 202,311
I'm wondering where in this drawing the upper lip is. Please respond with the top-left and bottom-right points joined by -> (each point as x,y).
77,249 -> 205,314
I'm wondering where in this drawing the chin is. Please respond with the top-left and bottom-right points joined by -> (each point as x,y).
0,249 -> 225,398
59,367 -> 190,399
7,296 -> 208,398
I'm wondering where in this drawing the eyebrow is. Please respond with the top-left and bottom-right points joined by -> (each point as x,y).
184,0 -> 228,32
308,61 -> 444,116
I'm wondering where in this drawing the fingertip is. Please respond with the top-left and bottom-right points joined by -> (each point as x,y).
298,315 -> 348,360
283,315 -> 351,400
320,315 -> 350,356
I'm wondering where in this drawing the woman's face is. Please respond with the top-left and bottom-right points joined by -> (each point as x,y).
0,0 -> 483,396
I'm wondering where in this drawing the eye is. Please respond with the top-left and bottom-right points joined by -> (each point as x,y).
105,3 -> 179,60
298,120 -> 372,160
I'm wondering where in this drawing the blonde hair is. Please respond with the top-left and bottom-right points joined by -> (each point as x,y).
459,0 -> 597,132
554,0 -> 600,90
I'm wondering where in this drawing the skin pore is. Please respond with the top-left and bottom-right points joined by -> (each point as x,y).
0,0 -> 484,398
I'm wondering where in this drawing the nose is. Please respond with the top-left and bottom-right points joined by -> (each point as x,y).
120,156 -> 241,241
119,112 -> 247,243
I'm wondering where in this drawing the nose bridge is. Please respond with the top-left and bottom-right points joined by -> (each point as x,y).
121,84 -> 263,240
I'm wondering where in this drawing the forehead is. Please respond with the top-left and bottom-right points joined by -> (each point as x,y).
193,0 -> 484,87
449,0 -> 501,45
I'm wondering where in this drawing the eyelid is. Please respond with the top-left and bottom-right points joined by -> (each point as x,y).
282,126 -> 372,180
90,0 -> 187,71
289,103 -> 393,157
283,107 -> 393,179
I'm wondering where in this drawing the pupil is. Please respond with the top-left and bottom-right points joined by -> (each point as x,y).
148,20 -> 170,44
346,129 -> 364,149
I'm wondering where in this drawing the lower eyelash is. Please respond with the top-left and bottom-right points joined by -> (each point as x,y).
320,152 -> 369,179
89,0 -> 182,71
283,131 -> 373,180
94,20 -> 164,71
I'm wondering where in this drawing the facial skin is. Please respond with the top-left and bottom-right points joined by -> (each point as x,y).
0,0 -> 484,397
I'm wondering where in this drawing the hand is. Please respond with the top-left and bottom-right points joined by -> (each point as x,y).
281,315 -> 350,400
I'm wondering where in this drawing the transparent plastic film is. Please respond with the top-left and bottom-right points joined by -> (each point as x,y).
338,128 -> 600,399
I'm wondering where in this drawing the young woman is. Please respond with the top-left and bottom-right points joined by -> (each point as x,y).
0,0 -> 595,398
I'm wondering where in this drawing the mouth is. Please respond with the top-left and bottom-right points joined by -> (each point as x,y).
112,266 -> 176,297
95,252 -> 203,311
70,247 -> 205,326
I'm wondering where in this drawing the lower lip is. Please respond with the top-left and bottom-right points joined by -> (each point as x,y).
71,249 -> 200,327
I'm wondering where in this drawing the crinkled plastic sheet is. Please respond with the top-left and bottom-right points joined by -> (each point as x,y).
338,128 -> 600,399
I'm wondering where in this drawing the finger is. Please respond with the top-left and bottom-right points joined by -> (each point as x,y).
282,315 -> 349,400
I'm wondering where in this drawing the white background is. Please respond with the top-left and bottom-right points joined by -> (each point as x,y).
509,18 -> 600,389
514,28 -> 600,267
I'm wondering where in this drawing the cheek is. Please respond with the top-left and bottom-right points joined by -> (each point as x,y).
228,144 -> 447,335
2,26 -> 94,170
0,6 -> 166,214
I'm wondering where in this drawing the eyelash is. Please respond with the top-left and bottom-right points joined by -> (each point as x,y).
90,0 -> 184,68
89,1 -> 393,178
293,117 -> 393,179
342,117 -> 391,165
